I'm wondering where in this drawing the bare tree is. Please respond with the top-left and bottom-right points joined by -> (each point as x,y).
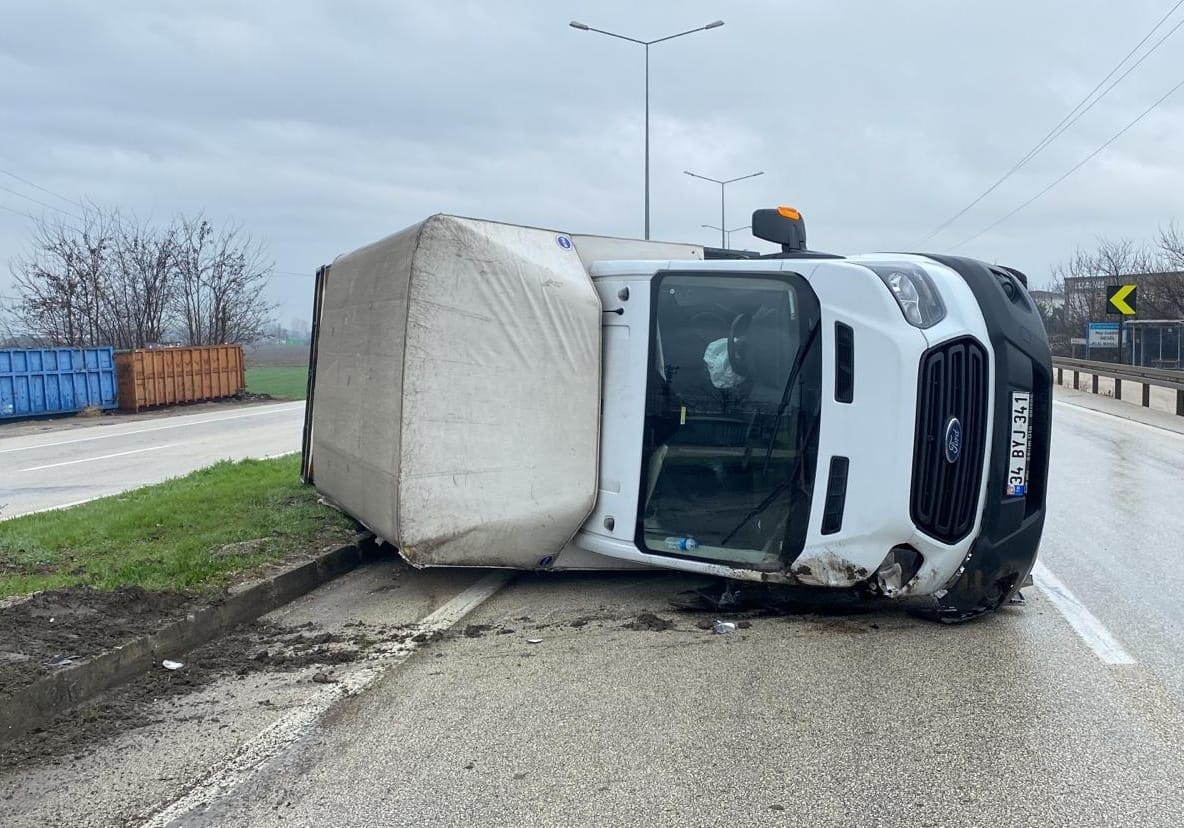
174,215 -> 273,346
8,207 -> 274,349
1053,243 -> 1109,337
1157,221 -> 1184,270
9,205 -> 116,346
105,215 -> 178,348
0,300 -> 21,346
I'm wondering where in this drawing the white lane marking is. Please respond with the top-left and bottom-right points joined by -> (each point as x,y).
0,402 -> 305,455
1052,399 -> 1184,440
4,451 -> 301,520
259,450 -> 299,460
136,571 -> 514,828
5,495 -> 108,520
19,443 -> 178,472
1032,561 -> 1136,666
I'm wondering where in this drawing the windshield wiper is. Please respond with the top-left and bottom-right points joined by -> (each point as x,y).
761,318 -> 822,472
721,410 -> 822,547
720,319 -> 822,546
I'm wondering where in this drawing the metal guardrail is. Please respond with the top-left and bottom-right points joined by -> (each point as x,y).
1053,357 -> 1184,416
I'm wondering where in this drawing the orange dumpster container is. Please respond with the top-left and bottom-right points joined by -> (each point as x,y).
115,344 -> 245,412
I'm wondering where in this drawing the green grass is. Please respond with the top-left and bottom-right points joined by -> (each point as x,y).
246,365 -> 309,400
0,456 -> 357,599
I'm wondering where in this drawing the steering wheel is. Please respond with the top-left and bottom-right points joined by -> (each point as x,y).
727,313 -> 752,378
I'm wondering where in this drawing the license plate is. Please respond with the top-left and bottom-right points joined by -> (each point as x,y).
1006,392 -> 1031,497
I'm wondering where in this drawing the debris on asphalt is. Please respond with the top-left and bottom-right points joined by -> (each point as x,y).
622,611 -> 675,631
161,660 -> 183,671
0,584 -> 197,692
526,638 -> 543,644
670,578 -> 893,616
712,621 -> 737,635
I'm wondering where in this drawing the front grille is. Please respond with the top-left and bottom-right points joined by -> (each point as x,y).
911,338 -> 989,543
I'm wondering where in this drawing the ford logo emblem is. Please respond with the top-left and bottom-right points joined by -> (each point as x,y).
944,417 -> 962,464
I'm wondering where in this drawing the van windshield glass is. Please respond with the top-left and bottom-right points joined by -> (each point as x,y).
638,272 -> 822,569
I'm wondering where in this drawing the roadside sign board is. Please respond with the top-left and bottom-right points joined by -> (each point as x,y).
1087,321 -> 1120,348
1107,284 -> 1137,315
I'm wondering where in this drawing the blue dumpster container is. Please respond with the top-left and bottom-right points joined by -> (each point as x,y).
0,347 -> 118,420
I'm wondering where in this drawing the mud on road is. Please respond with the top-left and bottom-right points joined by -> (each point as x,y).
0,615 -> 413,771
0,586 -> 199,691
0,569 -> 889,778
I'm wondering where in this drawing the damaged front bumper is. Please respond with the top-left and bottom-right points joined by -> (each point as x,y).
915,255 -> 1053,622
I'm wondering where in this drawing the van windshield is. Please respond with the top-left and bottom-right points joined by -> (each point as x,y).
638,271 -> 822,569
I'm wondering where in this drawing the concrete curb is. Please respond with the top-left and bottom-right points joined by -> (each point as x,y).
0,534 -> 380,740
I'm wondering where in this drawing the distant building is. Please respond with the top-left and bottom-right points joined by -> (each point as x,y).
1062,271 -> 1184,367
1028,289 -> 1063,309
1063,271 -> 1184,320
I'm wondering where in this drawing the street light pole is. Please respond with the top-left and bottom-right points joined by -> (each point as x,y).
701,223 -> 752,248
685,170 -> 763,248
570,19 -> 724,240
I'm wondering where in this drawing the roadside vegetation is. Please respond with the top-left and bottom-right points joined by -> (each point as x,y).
246,365 -> 309,400
0,456 -> 357,598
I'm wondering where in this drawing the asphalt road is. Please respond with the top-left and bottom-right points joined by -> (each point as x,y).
0,401 -> 306,518
1039,387 -> 1184,699
3,389 -> 1184,827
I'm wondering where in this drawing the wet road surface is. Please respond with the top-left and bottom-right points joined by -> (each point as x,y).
2,388 -> 1183,827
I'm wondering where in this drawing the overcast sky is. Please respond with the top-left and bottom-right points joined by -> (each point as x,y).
2,0 -> 1182,324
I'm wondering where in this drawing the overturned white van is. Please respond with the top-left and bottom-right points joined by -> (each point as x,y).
301,208 -> 1052,622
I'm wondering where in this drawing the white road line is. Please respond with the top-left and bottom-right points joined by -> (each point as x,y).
19,443 -> 178,472
0,402 -> 304,455
1032,560 -> 1136,666
258,450 -> 300,460
1052,399 -> 1184,440
4,451 -> 301,520
135,571 -> 514,828
6,495 -> 109,520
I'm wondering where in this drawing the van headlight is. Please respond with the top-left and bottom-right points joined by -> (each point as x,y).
866,263 -> 946,328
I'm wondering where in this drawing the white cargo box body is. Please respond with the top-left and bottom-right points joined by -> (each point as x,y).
309,214 -> 610,567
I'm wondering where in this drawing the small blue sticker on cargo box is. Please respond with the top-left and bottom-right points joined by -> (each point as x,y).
556,234 -> 573,250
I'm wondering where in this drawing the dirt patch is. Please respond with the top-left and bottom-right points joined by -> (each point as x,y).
622,611 -> 675,632
0,618 -> 410,771
0,538 -> 363,697
228,390 -> 275,404
0,585 -> 198,693
669,579 -> 891,617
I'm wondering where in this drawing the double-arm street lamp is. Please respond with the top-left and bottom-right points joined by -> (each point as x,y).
570,19 -> 725,240
701,223 -> 751,249
684,170 -> 763,249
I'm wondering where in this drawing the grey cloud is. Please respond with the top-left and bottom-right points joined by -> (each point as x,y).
2,0 -> 1182,323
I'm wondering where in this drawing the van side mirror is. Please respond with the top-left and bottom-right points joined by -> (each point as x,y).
752,207 -> 807,252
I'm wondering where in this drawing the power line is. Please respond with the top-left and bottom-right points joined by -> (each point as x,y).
918,0 -> 1184,244
0,182 -> 82,220
0,166 -> 79,208
273,270 -> 314,278
951,73 -> 1184,249
0,201 -> 40,222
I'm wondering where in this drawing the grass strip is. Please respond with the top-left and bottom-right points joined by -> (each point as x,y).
245,366 -> 309,400
0,455 -> 356,598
